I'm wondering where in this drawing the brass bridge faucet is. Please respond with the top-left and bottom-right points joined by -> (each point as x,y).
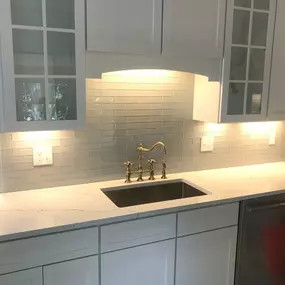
124,141 -> 167,183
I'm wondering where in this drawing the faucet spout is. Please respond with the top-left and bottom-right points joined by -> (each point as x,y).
137,141 -> 167,154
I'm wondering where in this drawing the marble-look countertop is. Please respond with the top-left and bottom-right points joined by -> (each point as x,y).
1,161 -> 285,242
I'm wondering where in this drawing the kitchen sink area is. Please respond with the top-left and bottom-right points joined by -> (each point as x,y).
101,180 -> 208,207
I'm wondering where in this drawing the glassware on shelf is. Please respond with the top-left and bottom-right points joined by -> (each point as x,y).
48,83 -> 69,121
16,80 -> 46,121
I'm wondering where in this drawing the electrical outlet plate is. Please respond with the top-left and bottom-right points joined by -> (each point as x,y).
201,136 -> 214,152
33,145 -> 53,166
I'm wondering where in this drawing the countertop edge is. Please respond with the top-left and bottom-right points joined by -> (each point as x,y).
2,187 -> 285,243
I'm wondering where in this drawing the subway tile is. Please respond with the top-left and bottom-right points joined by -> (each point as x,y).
1,74 -> 285,193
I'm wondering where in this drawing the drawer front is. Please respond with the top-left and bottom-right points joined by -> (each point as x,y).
101,214 -> 176,253
44,255 -> 99,285
0,227 -> 98,275
178,203 -> 239,237
0,268 -> 42,285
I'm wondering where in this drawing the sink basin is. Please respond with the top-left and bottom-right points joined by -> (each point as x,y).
101,180 -> 207,208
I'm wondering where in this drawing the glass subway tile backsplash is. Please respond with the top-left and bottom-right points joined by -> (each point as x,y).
0,71 -> 285,193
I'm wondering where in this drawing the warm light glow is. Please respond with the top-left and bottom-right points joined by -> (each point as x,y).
241,122 -> 280,135
104,69 -> 172,77
21,131 -> 57,141
101,69 -> 181,84
204,123 -> 227,136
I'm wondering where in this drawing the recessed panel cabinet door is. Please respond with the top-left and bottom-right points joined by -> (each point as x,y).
44,256 -> 99,285
101,240 -> 175,285
87,0 -> 162,55
162,0 -> 226,59
0,268 -> 42,285
176,227 -> 238,285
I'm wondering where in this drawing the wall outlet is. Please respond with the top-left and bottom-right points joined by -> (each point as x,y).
201,136 -> 214,152
269,131 -> 276,146
33,146 -> 53,167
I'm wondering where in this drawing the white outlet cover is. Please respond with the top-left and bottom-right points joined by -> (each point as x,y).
201,136 -> 214,152
33,145 -> 53,167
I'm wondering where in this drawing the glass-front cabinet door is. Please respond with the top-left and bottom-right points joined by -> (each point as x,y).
221,0 -> 276,122
0,0 -> 85,132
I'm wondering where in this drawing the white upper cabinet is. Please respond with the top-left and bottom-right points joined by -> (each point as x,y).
0,0 -> 85,132
267,0 -> 285,121
193,0 -> 277,123
0,268 -> 42,285
162,0 -> 226,59
87,0 -> 163,56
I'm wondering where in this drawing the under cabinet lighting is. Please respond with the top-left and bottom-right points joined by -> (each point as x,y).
241,122 -> 280,136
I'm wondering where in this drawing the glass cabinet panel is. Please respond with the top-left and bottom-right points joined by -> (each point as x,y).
246,83 -> 263,114
225,0 -> 273,118
254,0 -> 269,10
227,83 -> 245,115
248,48 -> 266,81
15,78 -> 46,121
46,0 -> 75,29
3,0 -> 82,129
232,10 -> 250,45
11,0 -> 43,26
230,47 -> 248,80
47,79 -> 77,121
47,32 -> 76,75
234,0 -> 251,8
13,29 -> 44,75
251,12 -> 268,46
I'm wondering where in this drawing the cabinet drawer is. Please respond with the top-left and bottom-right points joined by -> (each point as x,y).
101,214 -> 176,253
0,227 -> 98,275
178,203 -> 239,237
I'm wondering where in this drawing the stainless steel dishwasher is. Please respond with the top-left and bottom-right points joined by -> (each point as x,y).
235,194 -> 285,285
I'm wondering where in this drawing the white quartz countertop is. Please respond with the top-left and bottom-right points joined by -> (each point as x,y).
1,161 -> 285,242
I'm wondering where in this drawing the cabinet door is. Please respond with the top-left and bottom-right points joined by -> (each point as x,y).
221,0 -> 276,122
44,256 -> 99,285
102,240 -> 175,285
0,33 -> 4,131
87,0 -> 162,56
267,0 -> 285,121
0,268 -> 42,285
0,0 -> 85,132
176,227 -> 237,285
162,0 -> 226,59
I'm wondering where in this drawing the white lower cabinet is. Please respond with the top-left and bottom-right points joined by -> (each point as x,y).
0,268 -> 42,285
176,226 -> 238,285
101,239 -> 175,285
43,256 -> 99,285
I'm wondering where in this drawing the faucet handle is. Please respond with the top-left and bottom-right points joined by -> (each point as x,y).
124,161 -> 133,183
124,161 -> 133,168
148,158 -> 157,181
161,161 -> 167,179
148,158 -> 157,166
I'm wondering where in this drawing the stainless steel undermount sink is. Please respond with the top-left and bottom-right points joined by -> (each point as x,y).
101,180 -> 208,208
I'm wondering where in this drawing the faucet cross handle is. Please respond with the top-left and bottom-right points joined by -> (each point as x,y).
124,161 -> 134,183
161,161 -> 167,179
148,158 -> 157,180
